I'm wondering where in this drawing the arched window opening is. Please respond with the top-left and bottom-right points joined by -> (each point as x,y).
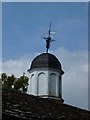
37,72 -> 47,96
30,74 -> 35,95
49,73 -> 57,96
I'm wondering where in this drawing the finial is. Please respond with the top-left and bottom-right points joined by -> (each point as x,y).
43,22 -> 56,53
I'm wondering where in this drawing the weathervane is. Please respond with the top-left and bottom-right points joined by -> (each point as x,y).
43,22 -> 56,53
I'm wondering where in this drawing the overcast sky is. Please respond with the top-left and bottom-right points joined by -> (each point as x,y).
2,2 -> 88,110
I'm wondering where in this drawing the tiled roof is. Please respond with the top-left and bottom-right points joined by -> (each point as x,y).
2,88 -> 90,120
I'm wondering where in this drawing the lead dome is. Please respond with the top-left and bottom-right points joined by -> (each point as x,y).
29,53 -> 63,71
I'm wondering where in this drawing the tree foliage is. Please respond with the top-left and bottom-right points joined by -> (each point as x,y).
1,73 -> 29,93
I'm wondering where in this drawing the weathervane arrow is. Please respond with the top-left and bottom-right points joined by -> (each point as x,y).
43,22 -> 56,53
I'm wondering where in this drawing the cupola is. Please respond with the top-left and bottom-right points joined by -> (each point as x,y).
27,23 -> 64,102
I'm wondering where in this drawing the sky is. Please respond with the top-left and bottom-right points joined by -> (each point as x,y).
2,2 -> 88,60
1,2 -> 88,110
1,0 -> 89,2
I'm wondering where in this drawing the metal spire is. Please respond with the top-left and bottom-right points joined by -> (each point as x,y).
43,22 -> 55,53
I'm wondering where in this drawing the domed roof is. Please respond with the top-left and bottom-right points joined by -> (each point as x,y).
29,53 -> 63,71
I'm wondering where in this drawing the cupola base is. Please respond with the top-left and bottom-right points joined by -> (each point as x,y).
37,95 -> 64,103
